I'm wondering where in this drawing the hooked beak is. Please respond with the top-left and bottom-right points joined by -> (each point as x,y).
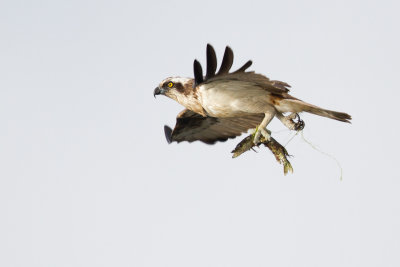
153,87 -> 163,98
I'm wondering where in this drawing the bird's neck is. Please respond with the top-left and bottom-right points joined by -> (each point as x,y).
169,81 -> 206,116
175,91 -> 206,116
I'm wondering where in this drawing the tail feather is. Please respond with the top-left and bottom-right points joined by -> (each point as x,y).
282,99 -> 352,123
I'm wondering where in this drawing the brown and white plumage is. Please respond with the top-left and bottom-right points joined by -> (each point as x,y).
154,44 -> 351,144
163,109 -> 264,144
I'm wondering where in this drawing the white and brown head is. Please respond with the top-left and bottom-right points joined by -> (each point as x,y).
153,77 -> 194,99
154,76 -> 207,115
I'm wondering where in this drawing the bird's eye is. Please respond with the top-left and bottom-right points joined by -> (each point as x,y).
167,82 -> 174,88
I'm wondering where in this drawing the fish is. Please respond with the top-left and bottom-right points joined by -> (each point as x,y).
231,134 -> 293,175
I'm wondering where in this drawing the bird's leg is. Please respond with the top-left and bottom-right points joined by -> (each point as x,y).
252,112 -> 274,144
276,112 -> 305,131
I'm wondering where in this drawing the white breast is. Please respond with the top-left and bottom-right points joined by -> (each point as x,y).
198,80 -> 272,117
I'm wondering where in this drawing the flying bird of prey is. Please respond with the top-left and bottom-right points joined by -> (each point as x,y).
154,44 -> 351,145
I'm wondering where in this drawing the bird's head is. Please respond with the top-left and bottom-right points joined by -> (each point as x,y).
153,77 -> 194,101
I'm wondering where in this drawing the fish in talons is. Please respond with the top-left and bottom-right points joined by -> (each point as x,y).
231,132 -> 294,175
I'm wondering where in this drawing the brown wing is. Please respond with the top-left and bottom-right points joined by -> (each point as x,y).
164,109 -> 264,145
193,44 -> 291,95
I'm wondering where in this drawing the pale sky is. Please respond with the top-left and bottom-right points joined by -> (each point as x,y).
1,0 -> 399,266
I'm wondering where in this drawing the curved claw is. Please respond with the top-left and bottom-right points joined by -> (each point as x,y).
293,114 -> 305,131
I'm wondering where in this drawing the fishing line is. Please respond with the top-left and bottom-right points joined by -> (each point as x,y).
284,131 -> 299,147
300,130 -> 343,181
271,129 -> 291,134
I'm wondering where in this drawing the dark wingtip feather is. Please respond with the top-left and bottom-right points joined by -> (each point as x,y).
217,46 -> 234,75
206,44 -> 217,79
164,125 -> 173,144
234,60 -> 252,73
193,59 -> 204,87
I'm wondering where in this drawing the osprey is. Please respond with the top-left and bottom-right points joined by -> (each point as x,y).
154,44 -> 351,145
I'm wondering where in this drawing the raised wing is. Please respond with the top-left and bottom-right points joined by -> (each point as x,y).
193,44 -> 291,95
164,109 -> 264,145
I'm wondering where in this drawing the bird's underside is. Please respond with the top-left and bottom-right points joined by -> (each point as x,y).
155,44 -> 351,145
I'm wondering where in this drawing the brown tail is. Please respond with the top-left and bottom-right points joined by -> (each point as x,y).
283,99 -> 352,123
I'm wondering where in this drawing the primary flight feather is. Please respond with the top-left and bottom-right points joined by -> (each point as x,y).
154,44 -> 351,145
